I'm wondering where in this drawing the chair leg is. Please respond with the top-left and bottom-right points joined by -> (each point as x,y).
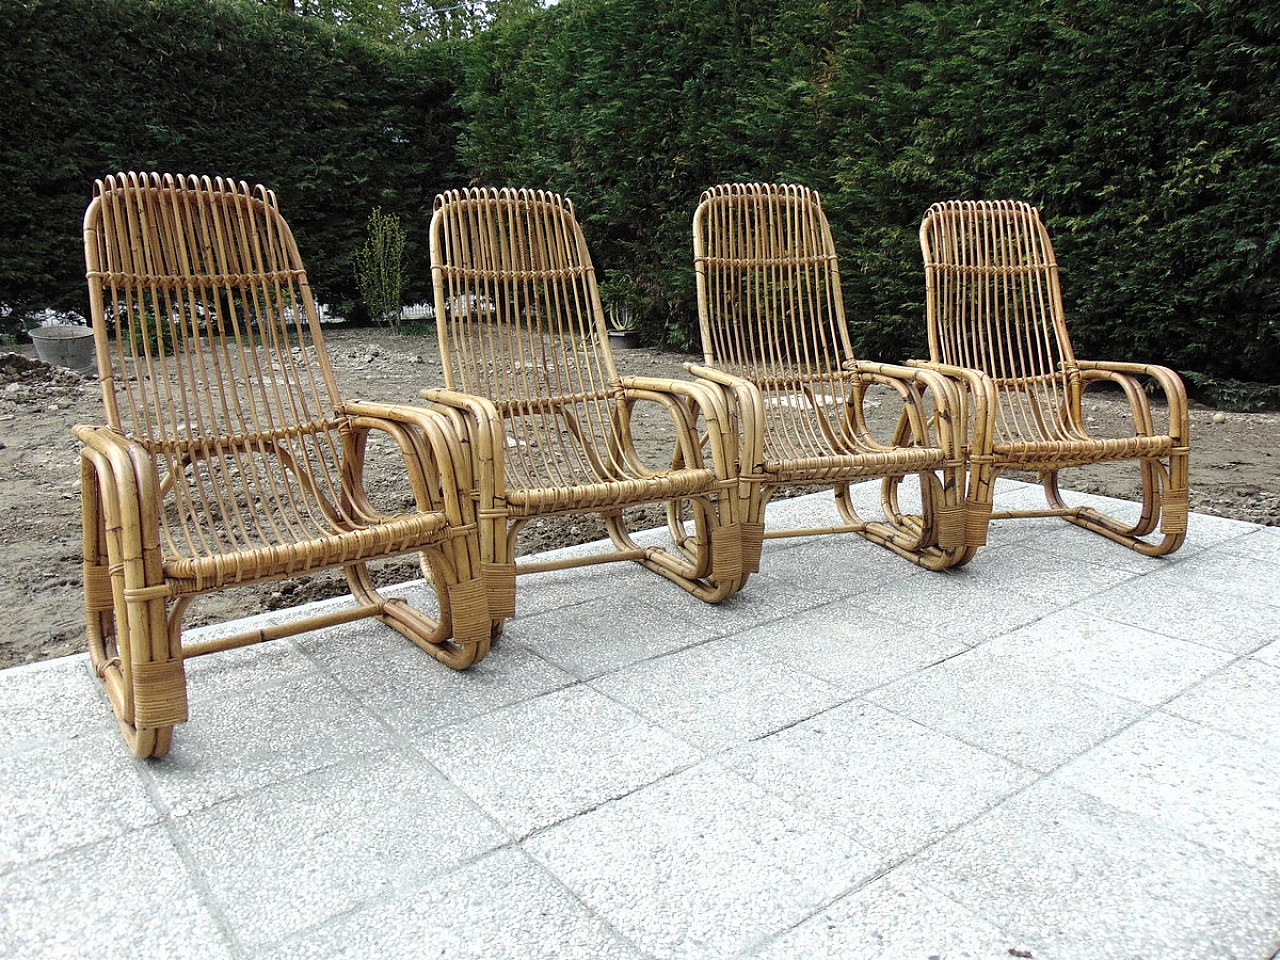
867,411 -> 979,570
856,470 -> 971,570
81,454 -> 183,759
1042,453 -> 1187,557
345,549 -> 491,670
603,492 -> 745,603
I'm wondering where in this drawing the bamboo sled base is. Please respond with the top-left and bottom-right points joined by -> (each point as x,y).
916,200 -> 1189,557
692,183 -> 976,576
79,173 -> 494,758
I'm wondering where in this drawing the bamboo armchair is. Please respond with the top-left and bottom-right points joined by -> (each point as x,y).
915,200 -> 1189,555
78,173 -> 491,758
691,183 -> 972,575
423,187 -> 745,624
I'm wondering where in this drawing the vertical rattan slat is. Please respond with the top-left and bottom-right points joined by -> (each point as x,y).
76,172 -> 493,759
423,187 -> 745,625
915,200 -> 1189,555
690,183 -> 972,575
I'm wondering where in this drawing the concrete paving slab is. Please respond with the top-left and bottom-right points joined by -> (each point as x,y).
502,553 -> 653,619
419,684 -> 701,837
747,871 -> 1026,960
523,760 -> 886,959
511,593 -> 720,679
723,700 -> 1035,858
0,825 -> 235,960
260,847 -> 643,960
589,637 -> 847,752
1086,574 -> 1280,655
854,562 -> 1060,644
1228,525 -> 1280,562
142,670 -> 389,815
1142,547 -> 1280,607
660,568 -> 832,636
1006,521 -> 1170,573
731,602 -> 968,695
983,608 -> 1234,706
0,656 -> 113,751
866,641 -> 1148,773
1257,637 -> 1280,669
1054,711 -> 1280,879
0,730 -> 160,872
298,625 -> 574,739
3,484 -> 1280,960
173,748 -> 509,951
1162,656 -> 1280,749
181,638 -> 319,702
941,541 -> 1146,606
898,779 -> 1280,960
746,535 -> 929,607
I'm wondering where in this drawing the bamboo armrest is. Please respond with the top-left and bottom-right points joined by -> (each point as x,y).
74,424 -> 162,568
682,363 -> 768,475
904,359 -> 995,457
339,401 -> 474,523
842,360 -> 965,458
615,375 -> 736,479
1076,360 -> 1189,443
419,387 -> 507,496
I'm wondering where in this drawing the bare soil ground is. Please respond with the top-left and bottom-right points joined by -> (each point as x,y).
2,326 -> 1277,668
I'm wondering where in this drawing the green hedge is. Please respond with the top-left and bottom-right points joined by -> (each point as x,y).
0,0 -> 461,327
4,0 -> 1278,386
457,0 -> 1280,382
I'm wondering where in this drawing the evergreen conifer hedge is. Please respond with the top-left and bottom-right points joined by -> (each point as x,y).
3,0 -> 1277,388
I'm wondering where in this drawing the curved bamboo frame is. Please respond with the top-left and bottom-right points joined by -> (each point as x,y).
424,187 -> 745,623
914,200 -> 1189,555
79,173 -> 492,758
691,183 -> 972,576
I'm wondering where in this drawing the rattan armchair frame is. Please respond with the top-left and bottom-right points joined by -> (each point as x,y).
424,187 -> 746,624
79,173 -> 492,758
691,183 -> 973,576
913,200 -> 1189,555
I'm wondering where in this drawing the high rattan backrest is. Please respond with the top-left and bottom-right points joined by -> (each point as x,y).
694,183 -> 855,381
920,200 -> 1079,398
694,183 -> 868,457
83,173 -> 355,554
429,188 -> 635,484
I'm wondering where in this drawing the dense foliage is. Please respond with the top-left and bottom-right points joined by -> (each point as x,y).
3,0 -> 1278,386
250,0 -> 545,46
458,0 -> 1280,381
0,0 -> 461,324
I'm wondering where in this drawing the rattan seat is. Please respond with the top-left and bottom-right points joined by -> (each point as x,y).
913,200 -> 1189,554
160,510 -> 450,590
78,173 -> 492,758
424,188 -> 746,625
691,183 -> 973,576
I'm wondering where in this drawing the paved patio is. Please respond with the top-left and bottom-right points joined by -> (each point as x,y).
3,479 -> 1279,959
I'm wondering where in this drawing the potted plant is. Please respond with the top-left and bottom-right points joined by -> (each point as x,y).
600,272 -> 644,350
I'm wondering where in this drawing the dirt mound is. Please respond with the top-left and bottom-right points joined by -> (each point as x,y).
0,352 -> 93,407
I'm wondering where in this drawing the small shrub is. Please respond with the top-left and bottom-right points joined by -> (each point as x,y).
127,313 -> 175,356
352,207 -> 408,333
